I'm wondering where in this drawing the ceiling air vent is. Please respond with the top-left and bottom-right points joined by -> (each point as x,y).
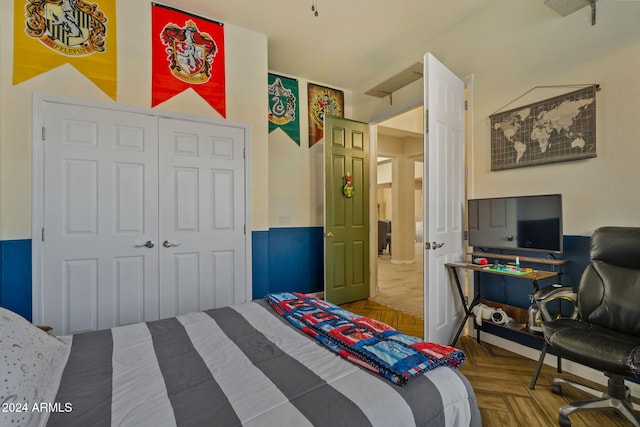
544,0 -> 597,25
365,62 -> 423,105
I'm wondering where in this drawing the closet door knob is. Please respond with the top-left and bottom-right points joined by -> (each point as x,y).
163,240 -> 181,248
135,240 -> 155,248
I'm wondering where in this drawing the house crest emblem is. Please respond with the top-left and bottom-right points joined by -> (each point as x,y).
160,20 -> 218,84
310,89 -> 341,129
268,78 -> 297,125
24,0 -> 108,56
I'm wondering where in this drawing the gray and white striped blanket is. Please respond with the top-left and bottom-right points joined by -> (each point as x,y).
46,300 -> 481,427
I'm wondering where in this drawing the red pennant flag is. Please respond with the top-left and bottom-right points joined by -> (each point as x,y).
151,4 -> 226,117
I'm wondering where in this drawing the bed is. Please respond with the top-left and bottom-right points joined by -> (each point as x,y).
1,295 -> 481,427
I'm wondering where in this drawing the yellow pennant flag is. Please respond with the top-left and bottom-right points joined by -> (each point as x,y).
13,0 -> 117,100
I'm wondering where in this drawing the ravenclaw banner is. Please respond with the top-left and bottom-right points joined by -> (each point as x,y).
151,3 -> 226,117
268,74 -> 300,145
13,0 -> 117,100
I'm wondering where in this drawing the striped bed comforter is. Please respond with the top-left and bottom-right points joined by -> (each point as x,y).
45,299 -> 481,427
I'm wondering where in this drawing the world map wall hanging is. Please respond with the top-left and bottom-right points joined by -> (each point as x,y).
489,85 -> 597,171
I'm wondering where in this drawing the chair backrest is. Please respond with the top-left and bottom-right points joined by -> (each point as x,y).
578,226 -> 640,336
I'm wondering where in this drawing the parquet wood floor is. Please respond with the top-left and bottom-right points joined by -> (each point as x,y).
340,299 -> 638,427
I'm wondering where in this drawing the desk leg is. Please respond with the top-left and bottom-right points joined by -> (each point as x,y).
447,265 -> 476,346
532,279 -> 539,292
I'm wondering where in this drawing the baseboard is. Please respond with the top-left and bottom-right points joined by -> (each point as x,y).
390,259 -> 416,265
479,332 -> 640,396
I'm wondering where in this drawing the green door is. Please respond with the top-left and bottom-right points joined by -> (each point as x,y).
324,116 -> 369,305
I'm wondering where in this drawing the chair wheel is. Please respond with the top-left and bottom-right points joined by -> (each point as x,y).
559,415 -> 571,427
551,384 -> 562,395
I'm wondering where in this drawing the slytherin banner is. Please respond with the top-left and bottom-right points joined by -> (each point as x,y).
268,74 -> 300,145
13,0 -> 117,100
151,3 -> 226,117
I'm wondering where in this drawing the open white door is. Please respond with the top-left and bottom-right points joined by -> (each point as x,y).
423,53 -> 465,344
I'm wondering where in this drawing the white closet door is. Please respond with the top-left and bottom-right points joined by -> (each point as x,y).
42,103 -> 159,334
158,117 -> 246,318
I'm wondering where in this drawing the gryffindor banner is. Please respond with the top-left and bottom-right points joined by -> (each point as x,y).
151,3 -> 226,117
13,0 -> 117,100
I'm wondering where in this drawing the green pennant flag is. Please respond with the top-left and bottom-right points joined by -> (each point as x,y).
268,74 -> 300,145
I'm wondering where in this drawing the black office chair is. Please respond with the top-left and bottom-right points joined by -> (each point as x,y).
543,226 -> 640,427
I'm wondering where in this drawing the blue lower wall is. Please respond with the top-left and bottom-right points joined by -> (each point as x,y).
252,227 -> 324,299
0,229 -> 324,321
0,232 -> 590,327
0,239 -> 32,320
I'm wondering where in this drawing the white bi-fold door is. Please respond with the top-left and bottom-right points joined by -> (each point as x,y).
35,98 -> 248,335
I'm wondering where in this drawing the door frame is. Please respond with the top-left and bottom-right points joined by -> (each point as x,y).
31,92 -> 253,325
368,97 -> 423,300
367,74 -> 474,312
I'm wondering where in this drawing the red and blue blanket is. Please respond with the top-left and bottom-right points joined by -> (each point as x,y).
266,292 -> 465,386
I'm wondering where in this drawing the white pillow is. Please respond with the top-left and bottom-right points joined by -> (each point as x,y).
0,307 -> 69,427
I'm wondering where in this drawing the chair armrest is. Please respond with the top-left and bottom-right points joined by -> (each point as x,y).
533,284 -> 575,302
534,284 -> 578,321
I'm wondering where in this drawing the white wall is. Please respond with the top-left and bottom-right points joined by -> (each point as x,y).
352,0 -> 640,236
4,0 -> 639,244
0,0 -> 268,239
267,76 -> 352,229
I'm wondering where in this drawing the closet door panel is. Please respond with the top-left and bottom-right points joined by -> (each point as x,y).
42,103 -> 159,334
158,118 -> 246,318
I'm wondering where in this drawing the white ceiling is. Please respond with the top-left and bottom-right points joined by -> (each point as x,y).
161,0 -> 500,94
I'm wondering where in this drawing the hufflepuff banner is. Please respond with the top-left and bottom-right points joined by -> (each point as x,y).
268,74 -> 300,145
13,0 -> 117,100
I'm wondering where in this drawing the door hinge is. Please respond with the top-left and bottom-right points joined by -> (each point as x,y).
465,100 -> 468,111
41,126 -> 46,141
425,110 -> 429,134
243,224 -> 246,235
464,230 -> 468,240
243,148 -> 246,159
41,227 -> 45,242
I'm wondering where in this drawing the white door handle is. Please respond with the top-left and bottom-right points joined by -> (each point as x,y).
162,240 -> 181,248
425,241 -> 445,250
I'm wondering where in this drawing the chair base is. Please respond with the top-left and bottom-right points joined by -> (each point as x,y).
551,375 -> 640,427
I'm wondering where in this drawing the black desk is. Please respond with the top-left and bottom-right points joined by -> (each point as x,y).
446,261 -> 562,346
446,254 -> 567,389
